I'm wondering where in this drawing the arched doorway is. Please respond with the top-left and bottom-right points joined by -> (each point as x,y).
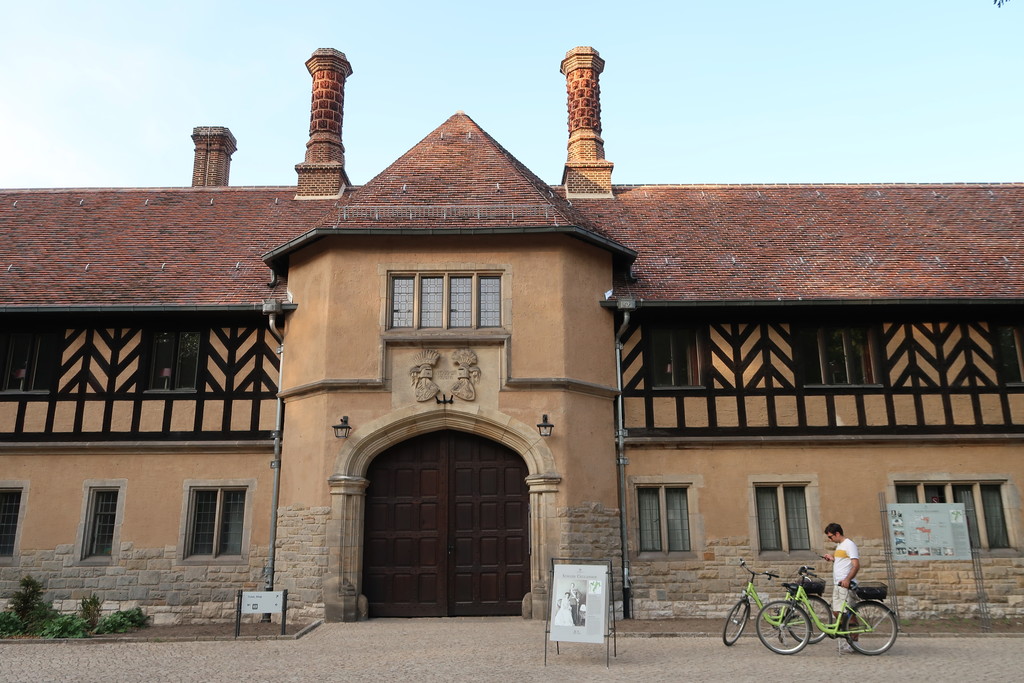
362,430 -> 529,617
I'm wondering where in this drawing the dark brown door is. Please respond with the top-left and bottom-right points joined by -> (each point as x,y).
363,430 -> 529,617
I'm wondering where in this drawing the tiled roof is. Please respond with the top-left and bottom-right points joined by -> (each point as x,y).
0,188 -> 332,309
313,113 -> 599,232
2,120 -> 1023,311
574,184 -> 1024,303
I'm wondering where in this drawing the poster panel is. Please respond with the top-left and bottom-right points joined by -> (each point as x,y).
886,503 -> 972,561
549,564 -> 607,644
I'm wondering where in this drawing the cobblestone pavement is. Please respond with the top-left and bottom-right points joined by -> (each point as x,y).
2,618 -> 1022,683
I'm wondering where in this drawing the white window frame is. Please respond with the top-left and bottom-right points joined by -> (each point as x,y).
388,272 -> 503,330
749,475 -> 820,556
75,480 -> 127,564
178,479 -> 255,564
0,481 -> 29,565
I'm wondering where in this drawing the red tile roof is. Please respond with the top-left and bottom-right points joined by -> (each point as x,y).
2,118 -> 1023,311
0,188 -> 331,309
576,184 -> 1024,303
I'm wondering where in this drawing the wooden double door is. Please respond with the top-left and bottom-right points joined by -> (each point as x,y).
363,430 -> 530,617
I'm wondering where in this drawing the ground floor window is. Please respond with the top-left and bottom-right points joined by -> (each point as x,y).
84,489 -> 119,558
0,489 -> 23,556
186,488 -> 246,558
896,482 -> 1011,549
756,485 -> 810,552
637,486 -> 691,552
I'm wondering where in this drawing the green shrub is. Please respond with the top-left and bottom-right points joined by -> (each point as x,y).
9,576 -> 44,621
8,576 -> 57,634
0,611 -> 26,637
94,608 -> 148,634
39,614 -> 89,639
79,594 -> 102,630
121,607 -> 149,629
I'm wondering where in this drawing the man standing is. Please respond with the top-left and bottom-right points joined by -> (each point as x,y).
823,522 -> 859,653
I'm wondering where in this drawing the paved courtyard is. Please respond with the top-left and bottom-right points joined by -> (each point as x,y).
2,618 -> 1022,682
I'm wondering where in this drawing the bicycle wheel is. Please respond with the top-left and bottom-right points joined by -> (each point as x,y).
756,600 -> 811,655
847,600 -> 898,655
722,599 -> 751,646
806,595 -> 833,644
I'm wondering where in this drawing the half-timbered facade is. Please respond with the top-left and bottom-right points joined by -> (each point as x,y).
1,46 -> 1022,624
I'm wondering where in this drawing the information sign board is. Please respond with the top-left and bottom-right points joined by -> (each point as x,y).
886,503 -> 972,561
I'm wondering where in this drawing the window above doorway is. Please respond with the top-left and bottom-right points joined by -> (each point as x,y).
389,273 -> 503,330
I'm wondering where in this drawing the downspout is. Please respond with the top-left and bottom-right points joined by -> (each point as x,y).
614,298 -> 637,619
262,299 -> 286,605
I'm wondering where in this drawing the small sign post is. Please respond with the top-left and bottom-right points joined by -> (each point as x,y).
235,589 -> 288,638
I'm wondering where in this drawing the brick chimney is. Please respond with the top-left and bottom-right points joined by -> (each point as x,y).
560,46 -> 613,198
295,48 -> 352,198
191,127 -> 237,187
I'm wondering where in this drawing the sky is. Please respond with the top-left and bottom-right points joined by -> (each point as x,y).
0,1 -> 1021,190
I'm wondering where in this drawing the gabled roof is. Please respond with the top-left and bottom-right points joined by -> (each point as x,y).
263,113 -> 633,271
574,183 -> 1024,306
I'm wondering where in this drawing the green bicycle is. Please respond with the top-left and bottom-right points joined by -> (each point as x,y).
722,559 -> 832,646
755,565 -> 898,656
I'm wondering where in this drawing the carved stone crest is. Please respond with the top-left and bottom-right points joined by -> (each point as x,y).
449,348 -> 481,401
409,349 -> 441,402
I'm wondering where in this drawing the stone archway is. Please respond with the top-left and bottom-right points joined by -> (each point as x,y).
323,407 -> 560,621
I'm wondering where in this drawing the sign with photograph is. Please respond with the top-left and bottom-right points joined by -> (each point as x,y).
548,564 -> 608,644
886,503 -> 972,561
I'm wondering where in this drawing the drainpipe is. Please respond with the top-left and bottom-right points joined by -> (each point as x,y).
614,297 -> 637,619
262,299 -> 286,615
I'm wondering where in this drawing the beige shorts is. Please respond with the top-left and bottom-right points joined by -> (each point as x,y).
831,583 -> 852,612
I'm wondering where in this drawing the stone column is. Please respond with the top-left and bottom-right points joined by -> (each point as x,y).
525,472 -> 562,619
325,474 -> 368,622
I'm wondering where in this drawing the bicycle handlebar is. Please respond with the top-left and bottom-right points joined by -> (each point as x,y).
739,558 -> 779,580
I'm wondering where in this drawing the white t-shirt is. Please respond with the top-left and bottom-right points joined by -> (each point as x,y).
833,537 -> 859,584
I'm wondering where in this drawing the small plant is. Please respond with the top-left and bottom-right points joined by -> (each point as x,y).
8,575 -> 56,634
79,594 -> 102,630
94,608 -> 149,634
39,614 -> 89,639
0,611 -> 25,637
9,575 -> 44,621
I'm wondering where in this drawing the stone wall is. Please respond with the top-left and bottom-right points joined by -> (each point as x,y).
556,501 -> 624,617
627,536 -> 1024,620
271,504 -> 330,620
0,505 -> 332,624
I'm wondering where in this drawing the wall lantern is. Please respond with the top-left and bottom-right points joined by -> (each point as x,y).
537,414 -> 554,438
332,416 -> 352,439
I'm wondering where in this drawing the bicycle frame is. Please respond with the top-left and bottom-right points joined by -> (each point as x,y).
782,570 -> 873,637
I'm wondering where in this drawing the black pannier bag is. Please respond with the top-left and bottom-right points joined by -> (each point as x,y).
854,582 -> 888,600
801,578 -> 826,596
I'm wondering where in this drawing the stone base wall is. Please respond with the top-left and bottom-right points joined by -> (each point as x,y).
271,505 -> 330,621
0,544 -> 268,625
0,505 -> 332,625
627,537 -> 1024,620
556,501 -> 624,617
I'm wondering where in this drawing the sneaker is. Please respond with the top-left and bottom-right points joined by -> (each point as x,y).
838,641 -> 855,654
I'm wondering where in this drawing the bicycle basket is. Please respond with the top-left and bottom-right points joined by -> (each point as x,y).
801,578 -> 825,596
854,582 -> 888,600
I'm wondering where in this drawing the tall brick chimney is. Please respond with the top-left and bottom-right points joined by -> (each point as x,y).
560,46 -> 613,198
295,48 -> 352,198
191,127 -> 237,187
